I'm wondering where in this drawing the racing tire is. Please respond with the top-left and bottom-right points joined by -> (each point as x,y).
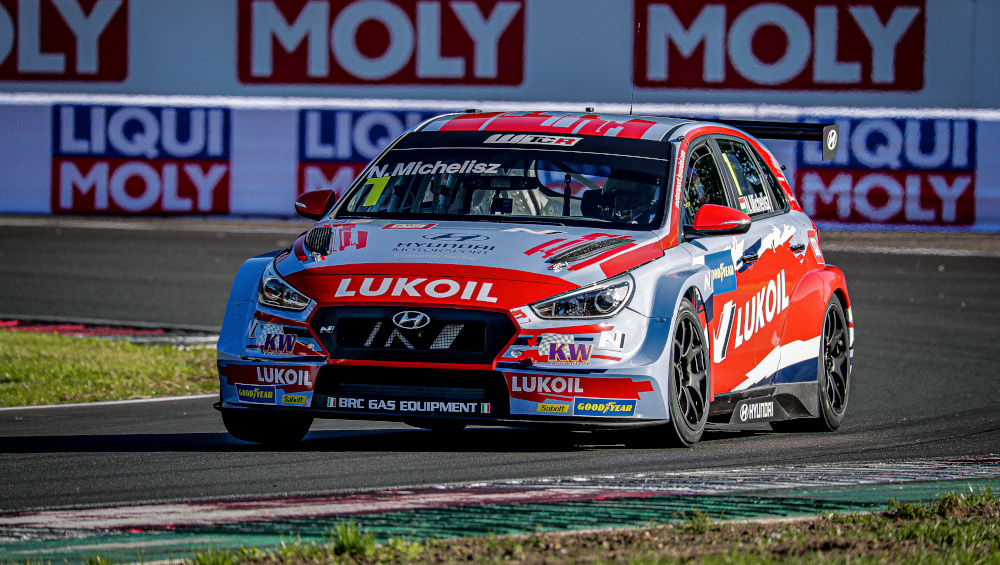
663,298 -> 711,446
222,409 -> 314,445
771,294 -> 851,433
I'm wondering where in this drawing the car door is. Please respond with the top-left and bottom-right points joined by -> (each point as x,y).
678,139 -> 758,397
712,136 -> 811,392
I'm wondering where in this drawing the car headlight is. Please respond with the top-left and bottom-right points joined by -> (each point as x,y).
258,260 -> 310,311
531,275 -> 634,319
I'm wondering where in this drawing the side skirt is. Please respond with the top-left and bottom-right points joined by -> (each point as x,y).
708,381 -> 819,425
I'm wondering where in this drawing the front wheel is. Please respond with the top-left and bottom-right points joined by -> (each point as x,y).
625,299 -> 710,448
222,409 -> 313,445
664,299 -> 711,446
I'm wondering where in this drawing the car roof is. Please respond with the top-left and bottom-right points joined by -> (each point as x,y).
418,111 -> 715,143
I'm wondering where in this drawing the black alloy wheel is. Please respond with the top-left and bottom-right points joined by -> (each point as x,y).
819,295 -> 850,427
771,294 -> 851,432
666,299 -> 710,446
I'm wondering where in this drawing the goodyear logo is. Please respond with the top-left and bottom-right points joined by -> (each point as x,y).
574,398 -> 636,417
236,384 -> 275,404
281,394 -> 308,406
705,251 -> 736,295
536,403 -> 570,414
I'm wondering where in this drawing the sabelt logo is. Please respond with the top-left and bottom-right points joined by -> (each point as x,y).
236,384 -> 276,404
239,0 -> 524,85
537,403 -> 570,414
281,394 -> 308,405
485,134 -> 582,146
636,1 -> 924,91
334,276 -> 498,303
0,0 -> 128,81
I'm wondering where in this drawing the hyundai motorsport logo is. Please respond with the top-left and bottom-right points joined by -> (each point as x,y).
297,109 -> 438,196
239,0 -> 524,85
795,117 -> 976,226
52,105 -> 232,214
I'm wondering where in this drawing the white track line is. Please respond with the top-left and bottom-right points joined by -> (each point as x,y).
0,393 -> 216,412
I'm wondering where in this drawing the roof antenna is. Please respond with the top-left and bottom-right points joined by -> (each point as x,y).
629,21 -> 640,115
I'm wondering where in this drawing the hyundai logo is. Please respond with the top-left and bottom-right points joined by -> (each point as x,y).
392,310 -> 431,330
422,233 -> 489,242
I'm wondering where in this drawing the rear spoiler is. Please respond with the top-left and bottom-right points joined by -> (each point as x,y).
684,118 -> 839,161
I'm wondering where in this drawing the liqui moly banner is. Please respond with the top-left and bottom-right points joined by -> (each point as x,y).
794,118 -> 977,227
0,0 -> 128,82
297,109 -> 438,196
52,105 -> 232,214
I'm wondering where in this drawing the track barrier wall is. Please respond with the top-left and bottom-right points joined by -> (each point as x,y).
0,99 -> 998,231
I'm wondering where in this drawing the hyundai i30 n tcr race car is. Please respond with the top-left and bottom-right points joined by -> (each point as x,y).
216,111 -> 853,447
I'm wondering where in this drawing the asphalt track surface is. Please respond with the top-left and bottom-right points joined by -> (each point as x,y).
1,218 -> 999,512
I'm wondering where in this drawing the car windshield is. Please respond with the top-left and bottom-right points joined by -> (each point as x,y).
337,132 -> 672,230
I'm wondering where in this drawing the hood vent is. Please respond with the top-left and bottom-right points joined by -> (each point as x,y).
304,226 -> 332,254
547,237 -> 633,264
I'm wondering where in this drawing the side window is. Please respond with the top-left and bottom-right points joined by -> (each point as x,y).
752,148 -> 788,210
682,143 -> 728,227
716,138 -> 776,216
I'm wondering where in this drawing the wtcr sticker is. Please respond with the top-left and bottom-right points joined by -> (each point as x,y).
485,134 -> 581,146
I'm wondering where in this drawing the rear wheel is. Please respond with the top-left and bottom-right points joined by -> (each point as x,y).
772,294 -> 850,432
222,409 -> 313,445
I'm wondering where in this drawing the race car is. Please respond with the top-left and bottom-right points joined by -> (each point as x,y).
216,110 -> 853,447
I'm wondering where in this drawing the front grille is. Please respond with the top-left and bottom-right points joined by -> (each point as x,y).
309,306 -> 516,365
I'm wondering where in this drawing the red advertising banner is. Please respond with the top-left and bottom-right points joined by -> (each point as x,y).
238,0 -> 525,85
635,0 -> 925,91
794,117 -> 977,226
51,105 -> 232,215
0,0 -> 127,82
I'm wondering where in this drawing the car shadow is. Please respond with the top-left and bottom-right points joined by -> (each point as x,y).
0,426 -> 768,454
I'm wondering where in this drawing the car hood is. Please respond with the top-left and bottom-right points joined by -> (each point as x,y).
276,219 -> 665,310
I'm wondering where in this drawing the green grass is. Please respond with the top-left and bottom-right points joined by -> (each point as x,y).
173,485 -> 999,564
0,331 -> 217,407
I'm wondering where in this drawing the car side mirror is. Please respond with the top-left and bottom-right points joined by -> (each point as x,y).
692,204 -> 751,235
294,189 -> 337,221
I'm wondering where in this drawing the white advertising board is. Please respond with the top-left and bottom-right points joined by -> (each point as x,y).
0,0 -> 998,108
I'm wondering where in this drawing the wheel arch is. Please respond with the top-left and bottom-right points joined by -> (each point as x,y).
217,250 -> 282,357
779,265 -> 851,346
642,267 -> 714,410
